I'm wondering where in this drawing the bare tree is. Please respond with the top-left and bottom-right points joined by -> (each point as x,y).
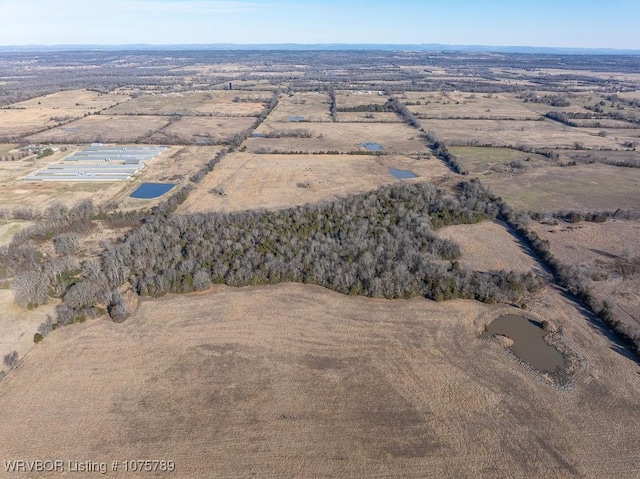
63,281 -> 98,309
53,233 -> 79,256
107,290 -> 129,323
11,271 -> 49,308
193,270 -> 212,291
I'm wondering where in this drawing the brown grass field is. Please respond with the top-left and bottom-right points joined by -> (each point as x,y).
0,144 -> 17,156
436,220 -> 542,275
0,109 -> 80,138
336,111 -> 402,123
149,116 -> 256,144
483,163 -> 640,212
530,220 -> 640,329
1,283 -> 639,478
248,122 -> 426,154
9,89 -> 126,111
420,118 -> 627,149
25,115 -> 171,144
268,92 -> 332,122
334,90 -> 390,108
106,91 -> 269,117
402,92 -> 541,119
0,290 -> 57,381
0,90 -> 128,138
177,152 -> 449,214
447,146 -> 551,175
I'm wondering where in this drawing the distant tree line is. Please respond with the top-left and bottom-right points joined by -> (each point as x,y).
335,104 -> 393,113
262,129 -> 314,138
421,131 -> 468,175
520,92 -> 571,107
327,86 -> 337,121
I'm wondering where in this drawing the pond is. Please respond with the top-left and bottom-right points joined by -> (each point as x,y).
288,116 -> 305,122
130,183 -> 174,199
481,314 -> 565,373
389,168 -> 418,180
358,142 -> 383,151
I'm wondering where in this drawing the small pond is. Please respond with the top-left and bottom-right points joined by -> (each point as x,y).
358,142 -> 383,151
288,116 -> 305,122
130,183 -> 174,199
251,133 -> 265,138
481,314 -> 565,373
389,168 -> 418,180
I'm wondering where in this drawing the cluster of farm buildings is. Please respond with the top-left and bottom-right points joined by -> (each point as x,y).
25,144 -> 166,182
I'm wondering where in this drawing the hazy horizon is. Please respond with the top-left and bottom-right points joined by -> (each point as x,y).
0,0 -> 638,50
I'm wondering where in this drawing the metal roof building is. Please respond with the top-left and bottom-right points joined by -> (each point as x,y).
25,145 -> 167,182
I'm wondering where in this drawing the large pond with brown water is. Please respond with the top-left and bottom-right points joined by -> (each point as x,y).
481,314 -> 566,373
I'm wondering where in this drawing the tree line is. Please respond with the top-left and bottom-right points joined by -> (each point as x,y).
22,180 -> 544,329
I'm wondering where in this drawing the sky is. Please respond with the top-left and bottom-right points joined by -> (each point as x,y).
0,0 -> 638,49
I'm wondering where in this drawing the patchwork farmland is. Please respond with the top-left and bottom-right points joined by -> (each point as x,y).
0,50 -> 639,479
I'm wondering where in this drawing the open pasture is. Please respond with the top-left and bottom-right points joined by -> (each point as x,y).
248,121 -> 426,154
177,152 -> 449,214
268,92 -> 332,122
402,91 -> 541,119
149,116 -> 256,144
421,118 -> 625,149
1,283 -> 639,478
530,220 -> 640,330
7,89 -> 125,111
0,109 -> 80,138
0,90 -> 128,139
448,146 -> 551,175
0,143 -> 17,156
336,111 -> 401,123
334,90 -> 390,108
578,127 -> 640,148
25,115 -> 171,144
107,91 -> 269,117
483,163 -> 640,212
437,220 -> 543,275
0,290 -> 58,384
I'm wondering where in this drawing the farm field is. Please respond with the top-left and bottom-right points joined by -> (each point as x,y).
248,122 -> 426,154
402,91 -> 541,119
0,90 -> 128,138
149,116 -> 256,144
336,111 -> 401,122
447,146 -> 551,175
1,49 -> 640,479
334,90 -> 390,108
177,152 -> 448,214
106,90 -> 269,117
483,163 -> 640,212
25,115 -> 171,144
421,118 -> 630,149
1,283 -> 639,478
436,220 -> 542,275
268,92 -> 332,122
530,220 -> 640,330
